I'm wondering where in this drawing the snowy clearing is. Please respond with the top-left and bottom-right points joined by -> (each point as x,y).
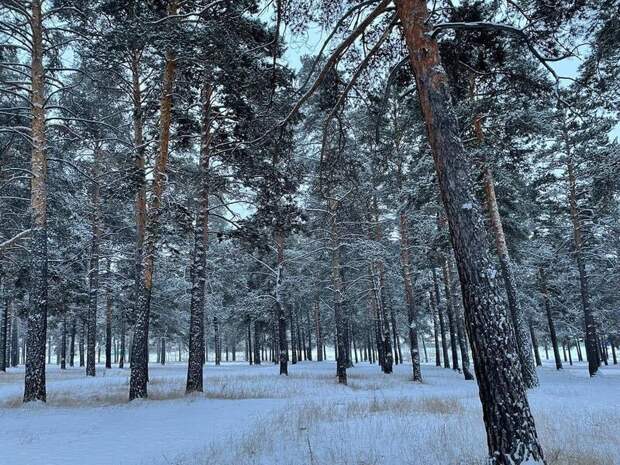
1,361 -> 618,465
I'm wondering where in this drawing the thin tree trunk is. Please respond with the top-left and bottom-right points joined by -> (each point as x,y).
24,0 -> 48,403
130,2 -> 177,400
330,198 -> 347,384
529,321 -> 542,367
186,83 -> 212,393
447,258 -> 474,380
483,164 -> 538,388
274,228 -> 288,375
69,318 -> 76,367
315,298 -> 323,361
540,268 -> 562,370
565,140 -> 599,377
0,294 -> 7,372
431,294 -> 441,367
60,312 -> 67,370
441,258 -> 460,372
395,2 -> 545,462
105,259 -> 113,370
398,212 -> 422,381
119,312 -> 125,368
431,270 -> 450,368
87,146 -> 102,378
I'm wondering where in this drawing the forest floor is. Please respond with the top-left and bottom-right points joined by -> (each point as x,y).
0,360 -> 618,465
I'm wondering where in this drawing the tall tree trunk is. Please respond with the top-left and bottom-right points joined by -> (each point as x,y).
441,258 -> 460,372
105,259 -> 113,370
69,318 -> 76,367
24,0 -> 48,403
398,212 -> 422,381
119,312 -> 125,368
253,321 -> 261,365
529,321 -> 542,367
329,198 -> 347,384
79,319 -> 85,367
60,312 -> 67,370
539,268 -> 562,370
394,2 -> 545,462
0,293 -> 7,372
274,229 -> 288,375
315,298 -> 323,361
431,294 -> 441,366
186,83 -> 212,393
483,165 -> 538,388
129,3 -> 177,400
431,270 -> 450,368
87,146 -> 102,378
447,258 -> 474,380
566,154 -> 599,376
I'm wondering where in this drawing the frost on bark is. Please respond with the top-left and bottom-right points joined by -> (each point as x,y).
398,212 -> 422,382
129,10 -> 177,399
186,84 -> 212,394
24,0 -> 48,403
483,165 -> 538,388
394,1 -> 546,463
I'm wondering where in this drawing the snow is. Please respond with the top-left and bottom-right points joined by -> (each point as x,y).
0,361 -> 619,465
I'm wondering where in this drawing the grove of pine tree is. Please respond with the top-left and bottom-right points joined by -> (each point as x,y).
1,1 -> 619,464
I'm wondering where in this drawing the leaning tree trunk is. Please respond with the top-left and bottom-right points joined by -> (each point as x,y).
540,267 -> 562,370
566,154 -> 599,376
186,83 -> 213,394
394,1 -> 545,462
483,165 -> 538,388
399,212 -> 422,381
529,320 -> 542,367
24,0 -> 48,403
86,146 -> 102,378
129,9 -> 177,399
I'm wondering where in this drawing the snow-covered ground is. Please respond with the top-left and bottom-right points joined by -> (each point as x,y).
0,360 -> 618,465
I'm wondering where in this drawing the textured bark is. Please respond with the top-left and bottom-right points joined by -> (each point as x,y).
395,1 -> 545,462
24,0 -> 48,402
186,84 -> 212,394
566,155 -> 600,376
398,212 -> 422,381
483,165 -> 538,388
253,321 -> 261,365
431,270 -> 450,368
87,147 -> 102,378
129,5 -> 177,399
